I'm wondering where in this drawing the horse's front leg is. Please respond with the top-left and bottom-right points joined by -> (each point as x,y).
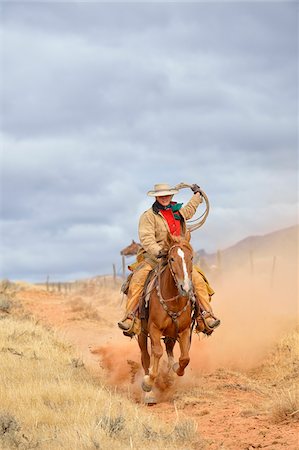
143,324 -> 163,391
173,328 -> 191,377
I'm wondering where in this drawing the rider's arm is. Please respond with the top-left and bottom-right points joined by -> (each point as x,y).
180,192 -> 202,221
138,211 -> 161,258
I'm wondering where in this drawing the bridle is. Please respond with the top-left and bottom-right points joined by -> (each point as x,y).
162,242 -> 193,294
156,243 -> 196,334
168,243 -> 193,287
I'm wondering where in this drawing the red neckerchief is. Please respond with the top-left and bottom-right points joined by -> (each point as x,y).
160,208 -> 181,236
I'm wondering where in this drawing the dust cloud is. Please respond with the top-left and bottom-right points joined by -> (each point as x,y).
198,251 -> 298,371
95,242 -> 298,391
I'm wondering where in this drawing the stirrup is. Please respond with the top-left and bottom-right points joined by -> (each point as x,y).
118,316 -> 141,336
201,311 -> 220,332
123,330 -> 135,338
195,319 -> 213,336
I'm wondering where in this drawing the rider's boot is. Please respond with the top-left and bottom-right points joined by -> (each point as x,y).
117,262 -> 152,334
118,313 -> 135,331
196,311 -> 220,335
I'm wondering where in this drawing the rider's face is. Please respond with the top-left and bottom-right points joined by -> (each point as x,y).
156,195 -> 173,207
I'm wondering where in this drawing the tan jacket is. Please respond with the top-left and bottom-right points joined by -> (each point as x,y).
138,193 -> 202,266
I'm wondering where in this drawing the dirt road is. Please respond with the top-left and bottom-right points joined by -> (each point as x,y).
15,283 -> 298,450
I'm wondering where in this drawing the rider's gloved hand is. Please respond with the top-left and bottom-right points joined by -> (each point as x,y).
191,184 -> 201,194
157,249 -> 168,259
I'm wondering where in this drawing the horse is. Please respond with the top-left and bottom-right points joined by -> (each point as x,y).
138,232 -> 196,404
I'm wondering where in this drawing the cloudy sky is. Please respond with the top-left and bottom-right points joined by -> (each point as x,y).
0,1 -> 297,282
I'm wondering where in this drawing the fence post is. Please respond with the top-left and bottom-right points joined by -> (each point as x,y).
270,255 -> 277,287
113,264 -> 116,284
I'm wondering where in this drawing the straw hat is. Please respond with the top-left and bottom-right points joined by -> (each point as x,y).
147,183 -> 179,197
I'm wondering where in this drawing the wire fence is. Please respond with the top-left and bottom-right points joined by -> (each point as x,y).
34,250 -> 279,293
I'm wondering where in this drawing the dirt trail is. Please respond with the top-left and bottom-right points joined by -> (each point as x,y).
14,282 -> 298,450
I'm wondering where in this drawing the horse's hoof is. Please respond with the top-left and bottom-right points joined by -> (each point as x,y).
172,362 -> 179,373
144,392 -> 156,405
141,381 -> 152,392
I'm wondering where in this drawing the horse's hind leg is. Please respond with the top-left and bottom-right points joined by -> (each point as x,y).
138,321 -> 150,375
138,323 -> 153,394
173,328 -> 191,377
164,337 -> 176,371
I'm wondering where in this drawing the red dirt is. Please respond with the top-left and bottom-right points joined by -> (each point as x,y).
14,281 -> 298,450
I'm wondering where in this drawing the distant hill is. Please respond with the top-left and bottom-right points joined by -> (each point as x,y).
195,225 -> 299,272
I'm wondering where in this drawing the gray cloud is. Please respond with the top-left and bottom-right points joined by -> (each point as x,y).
0,2 -> 297,281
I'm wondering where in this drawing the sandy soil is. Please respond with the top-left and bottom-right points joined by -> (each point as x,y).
13,276 -> 298,450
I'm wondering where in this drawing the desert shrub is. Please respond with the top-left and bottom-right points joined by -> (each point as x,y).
171,419 -> 198,441
269,387 -> 299,423
0,280 -> 16,313
0,412 -> 36,449
97,414 -> 125,436
0,413 -> 20,437
68,297 -> 101,321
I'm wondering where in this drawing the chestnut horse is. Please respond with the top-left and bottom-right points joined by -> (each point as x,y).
138,233 -> 196,404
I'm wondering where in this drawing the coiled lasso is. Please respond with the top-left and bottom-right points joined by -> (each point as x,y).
173,182 -> 210,232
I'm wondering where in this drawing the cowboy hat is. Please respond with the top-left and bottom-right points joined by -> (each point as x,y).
147,183 -> 179,197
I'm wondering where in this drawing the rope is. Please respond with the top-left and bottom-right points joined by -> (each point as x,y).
173,182 -> 210,232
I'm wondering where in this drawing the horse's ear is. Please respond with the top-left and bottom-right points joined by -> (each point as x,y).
184,229 -> 191,242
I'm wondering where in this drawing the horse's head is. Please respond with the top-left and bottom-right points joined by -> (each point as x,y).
165,232 -> 194,297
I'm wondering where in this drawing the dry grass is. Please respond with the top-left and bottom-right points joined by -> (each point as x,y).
258,330 -> 299,423
268,387 -> 299,423
68,297 -> 102,321
267,330 -> 299,385
256,330 -> 299,392
0,280 -> 16,313
266,331 -> 299,422
218,331 -> 299,424
0,316 -> 202,449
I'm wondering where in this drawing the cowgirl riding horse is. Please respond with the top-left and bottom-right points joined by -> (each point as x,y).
118,183 -> 220,335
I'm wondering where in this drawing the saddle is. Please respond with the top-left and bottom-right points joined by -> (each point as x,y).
121,263 -> 215,336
